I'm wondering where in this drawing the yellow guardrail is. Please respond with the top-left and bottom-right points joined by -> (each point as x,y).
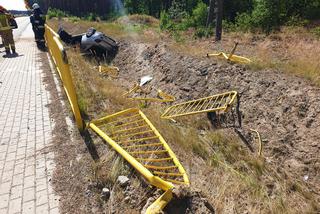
45,24 -> 84,130
123,83 -> 175,103
161,91 -> 238,119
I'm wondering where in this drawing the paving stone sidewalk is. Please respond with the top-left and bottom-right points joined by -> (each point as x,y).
0,24 -> 59,214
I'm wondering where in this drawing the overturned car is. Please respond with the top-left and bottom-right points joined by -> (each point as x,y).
58,27 -> 118,62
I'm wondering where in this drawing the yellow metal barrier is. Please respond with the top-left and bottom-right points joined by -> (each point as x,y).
89,108 -> 189,213
45,24 -> 84,130
98,65 -> 119,78
207,42 -> 251,64
146,189 -> 173,213
123,83 -> 175,103
207,52 -> 251,64
161,91 -> 238,119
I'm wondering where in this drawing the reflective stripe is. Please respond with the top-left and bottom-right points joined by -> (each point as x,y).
0,26 -> 12,31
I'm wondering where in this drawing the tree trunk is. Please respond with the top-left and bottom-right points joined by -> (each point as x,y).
215,0 -> 223,41
206,0 -> 215,28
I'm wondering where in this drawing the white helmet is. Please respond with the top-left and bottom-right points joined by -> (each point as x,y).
32,3 -> 40,10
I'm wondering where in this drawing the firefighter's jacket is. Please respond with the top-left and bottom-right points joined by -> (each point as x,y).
0,13 -> 13,32
30,10 -> 46,30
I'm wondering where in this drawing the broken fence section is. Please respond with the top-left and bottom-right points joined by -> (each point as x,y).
123,83 -> 175,103
161,91 -> 238,119
88,108 -> 189,213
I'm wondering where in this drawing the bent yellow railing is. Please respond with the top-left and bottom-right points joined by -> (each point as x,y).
98,65 -> 119,78
161,91 -> 238,119
207,52 -> 251,64
45,25 -> 189,213
89,108 -> 189,186
123,83 -> 175,103
44,24 -> 84,130
207,42 -> 251,64
89,108 -> 189,213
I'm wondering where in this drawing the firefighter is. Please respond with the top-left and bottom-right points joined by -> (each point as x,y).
30,3 -> 46,43
0,6 -> 16,56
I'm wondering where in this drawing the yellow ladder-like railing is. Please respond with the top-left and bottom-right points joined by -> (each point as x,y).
89,108 -> 189,186
161,91 -> 238,119
89,108 -> 189,213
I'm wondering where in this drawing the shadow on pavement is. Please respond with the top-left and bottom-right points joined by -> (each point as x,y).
2,53 -> 24,58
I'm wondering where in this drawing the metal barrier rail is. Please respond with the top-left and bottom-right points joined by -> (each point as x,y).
44,24 -> 84,130
207,52 -> 251,64
206,42 -> 251,64
161,91 -> 238,119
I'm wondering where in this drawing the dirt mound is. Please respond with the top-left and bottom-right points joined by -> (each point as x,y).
114,41 -> 320,197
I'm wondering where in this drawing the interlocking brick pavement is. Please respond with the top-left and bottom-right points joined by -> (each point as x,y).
0,24 -> 59,214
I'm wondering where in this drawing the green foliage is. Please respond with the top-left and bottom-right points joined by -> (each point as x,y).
168,0 -> 188,21
251,0 -> 279,33
285,15 -> 309,27
160,11 -> 174,30
189,2 -> 207,27
47,8 -> 68,19
234,12 -> 253,32
124,0 -> 148,15
85,13 -> 99,21
40,0 -> 320,35
160,2 -> 210,38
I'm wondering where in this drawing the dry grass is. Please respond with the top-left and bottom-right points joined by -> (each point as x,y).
49,18 -> 320,213
251,28 -> 320,86
164,26 -> 320,87
217,28 -> 320,86
50,17 -> 320,86
116,14 -> 160,27
65,46 -> 319,213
